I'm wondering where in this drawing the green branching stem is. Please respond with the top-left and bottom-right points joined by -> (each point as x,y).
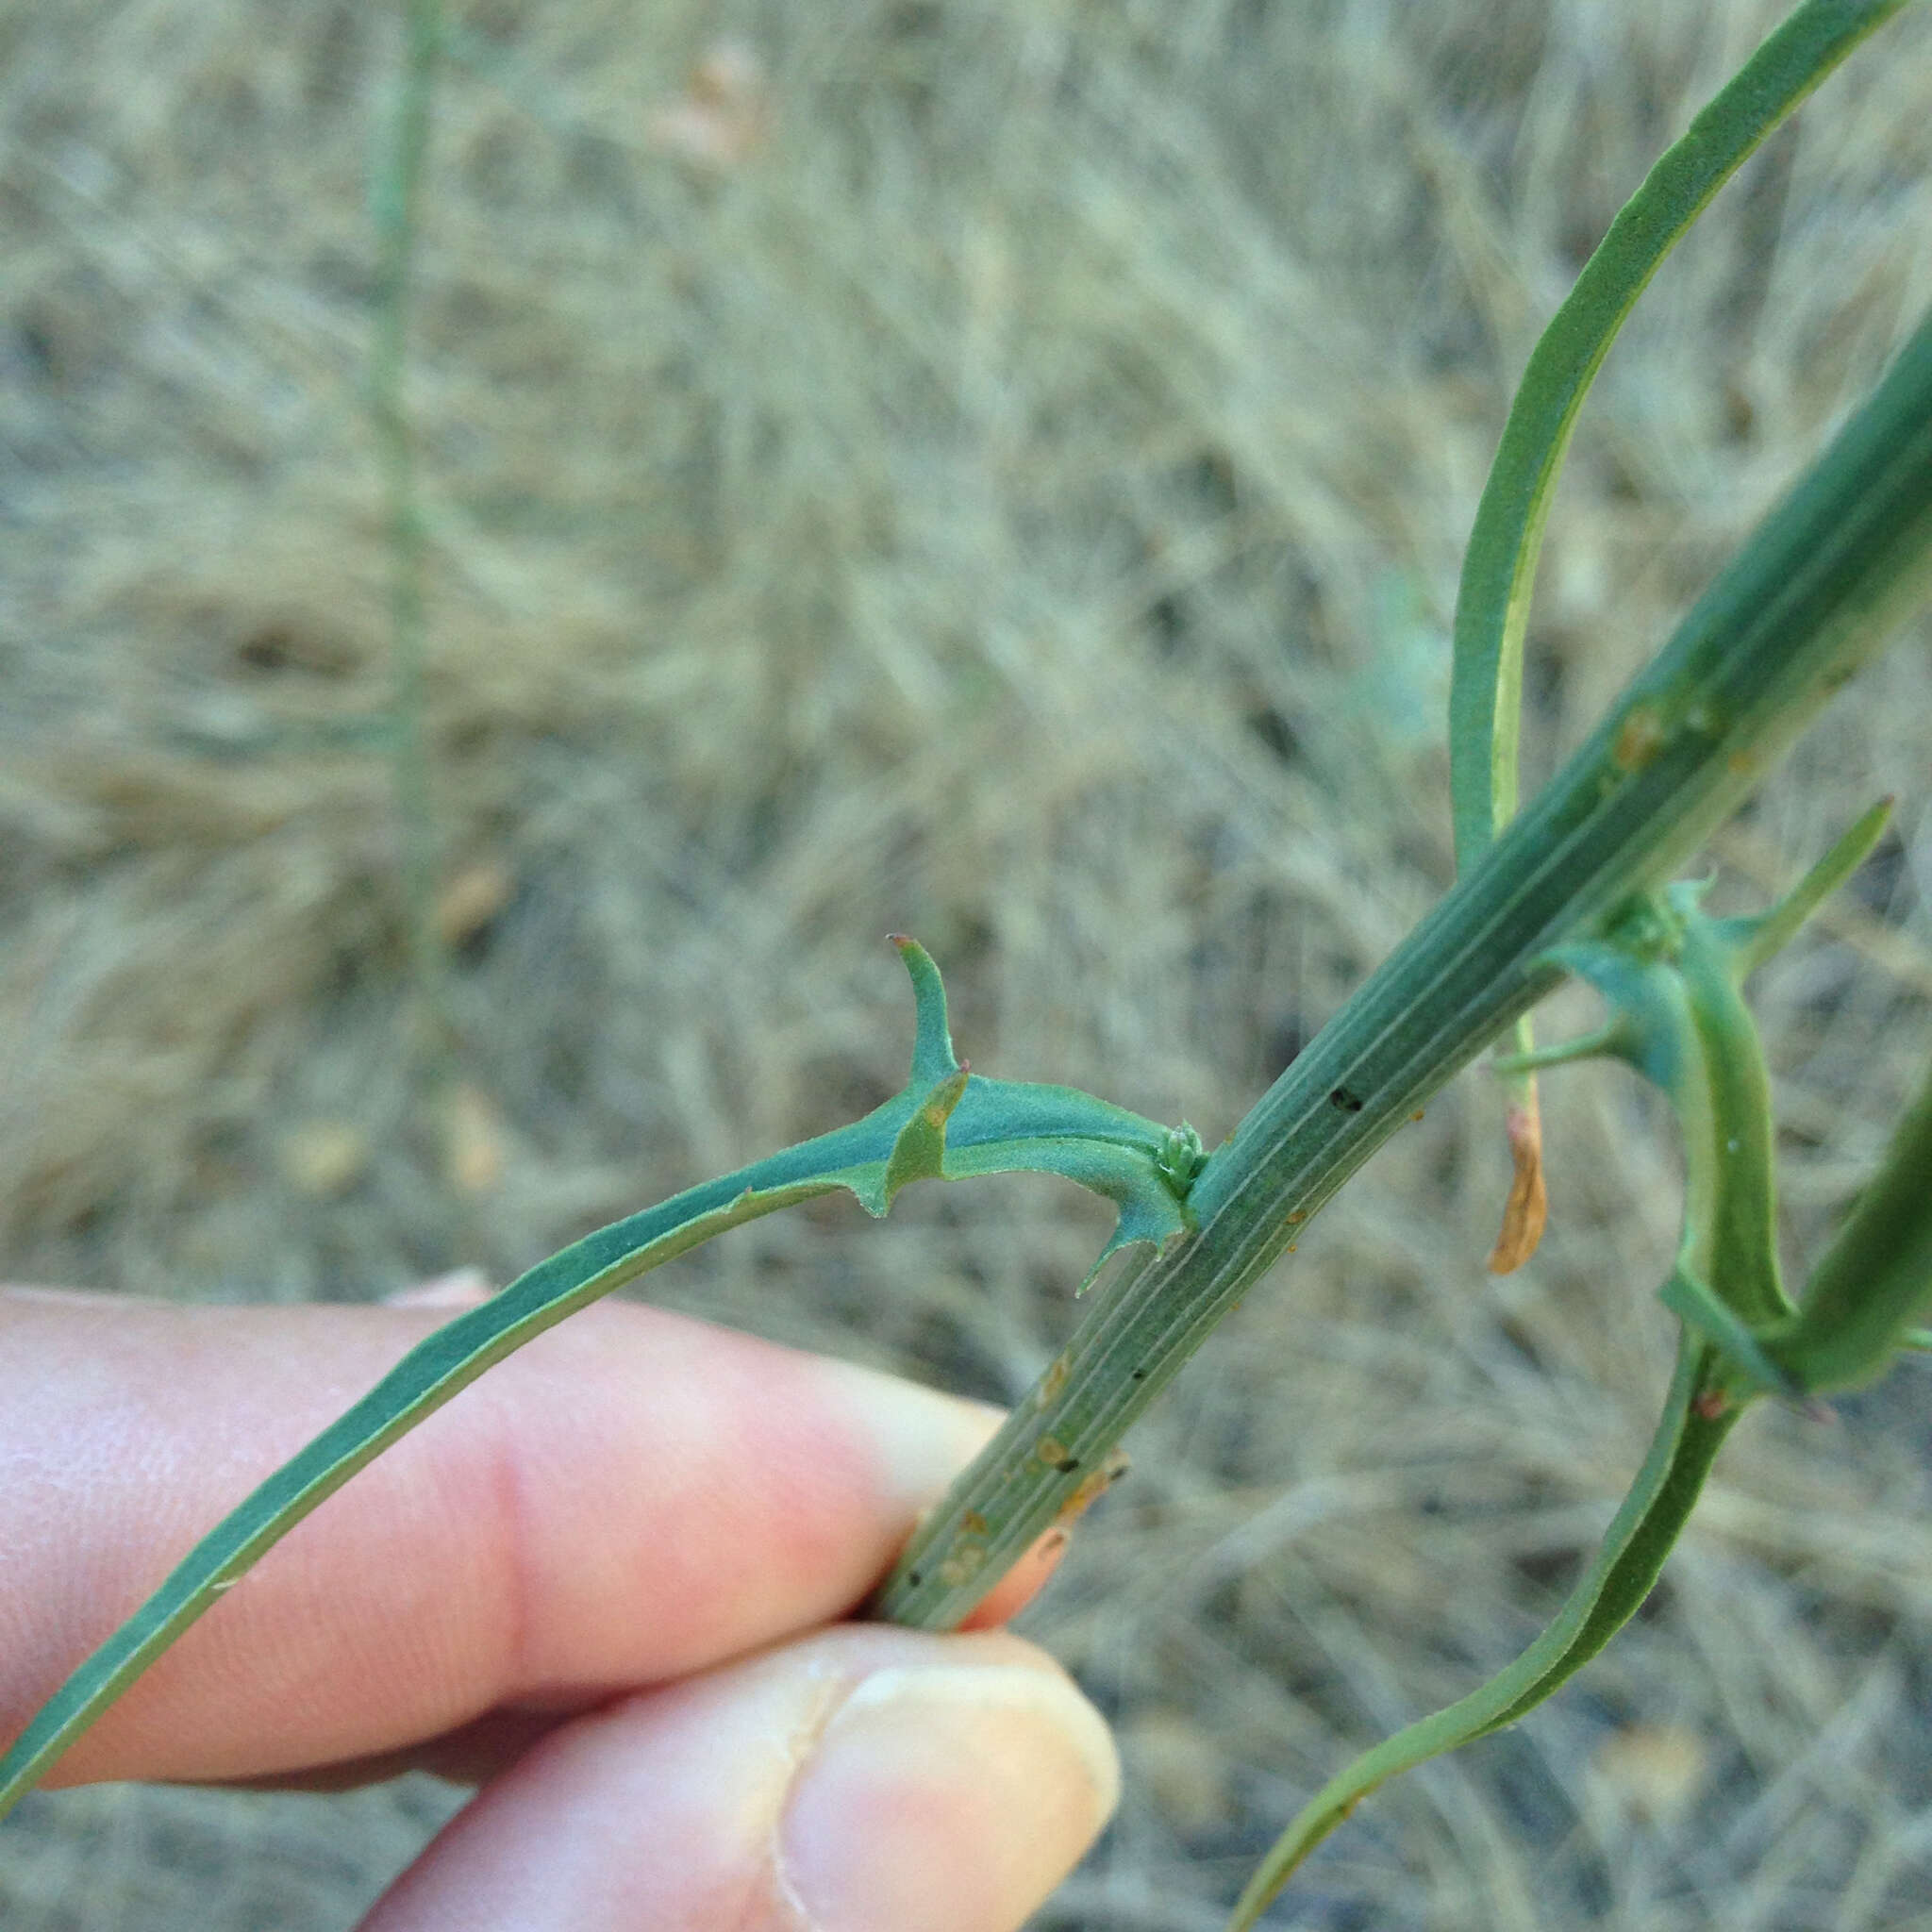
872,303 -> 1932,1631
5,10 -> 1929,1864
1222,803 -> 1897,1922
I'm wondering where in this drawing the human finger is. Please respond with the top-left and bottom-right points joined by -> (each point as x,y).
0,1291 -> 1023,1787
358,1624 -> 1119,1932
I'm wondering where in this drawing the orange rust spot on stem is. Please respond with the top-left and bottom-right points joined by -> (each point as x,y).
1613,703 -> 1668,774
1054,1446 -> 1130,1526
1037,1350 -> 1072,1406
937,1541 -> 989,1589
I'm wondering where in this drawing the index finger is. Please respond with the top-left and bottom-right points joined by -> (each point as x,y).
0,1291 -> 1007,1789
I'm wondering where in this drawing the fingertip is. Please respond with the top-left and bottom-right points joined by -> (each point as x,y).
958,1527 -> 1071,1630
815,1356 -> 1007,1516
358,1627 -> 1117,1932
778,1642 -> 1118,1932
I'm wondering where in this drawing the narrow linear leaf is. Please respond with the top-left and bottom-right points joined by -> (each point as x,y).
0,940 -> 1196,1816
1767,1052 -> 1932,1394
1448,0 -> 1908,871
1227,1341 -> 1740,1931
1719,796 -> 1894,976
1448,0 -> 1906,1271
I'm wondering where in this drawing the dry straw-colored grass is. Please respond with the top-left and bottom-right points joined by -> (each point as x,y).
4,1 -> 1932,1924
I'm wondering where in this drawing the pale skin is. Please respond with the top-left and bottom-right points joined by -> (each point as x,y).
0,1281 -> 1120,1932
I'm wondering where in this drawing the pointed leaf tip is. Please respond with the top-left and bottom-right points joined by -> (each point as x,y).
1731,797 -> 1895,977
889,935 -> 962,1088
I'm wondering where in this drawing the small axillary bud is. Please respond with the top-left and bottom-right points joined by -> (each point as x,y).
1155,1121 -> 1208,1196
1607,887 -> 1690,965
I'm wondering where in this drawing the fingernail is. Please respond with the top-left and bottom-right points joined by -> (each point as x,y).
959,1527 -> 1073,1630
779,1661 -> 1119,1932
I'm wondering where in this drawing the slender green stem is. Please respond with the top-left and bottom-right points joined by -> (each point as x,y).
370,0 -> 453,1061
872,302 -> 1932,1629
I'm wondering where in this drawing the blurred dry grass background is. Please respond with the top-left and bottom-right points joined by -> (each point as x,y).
3,1 -> 1931,1925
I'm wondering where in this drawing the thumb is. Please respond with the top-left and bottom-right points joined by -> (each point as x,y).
358,1625 -> 1120,1932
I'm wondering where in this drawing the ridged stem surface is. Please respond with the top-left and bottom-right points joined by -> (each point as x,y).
874,305 -> 1932,1628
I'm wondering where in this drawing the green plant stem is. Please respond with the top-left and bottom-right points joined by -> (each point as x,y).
370,0 -> 453,1062
872,301 -> 1932,1629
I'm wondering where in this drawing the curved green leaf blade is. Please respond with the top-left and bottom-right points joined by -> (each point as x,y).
0,1117 -> 907,1815
1232,829 -> 1889,1924
0,938 -> 1196,1815
1449,0 -> 1905,1273
1228,1340 -> 1740,1930
1449,0 -> 1908,874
